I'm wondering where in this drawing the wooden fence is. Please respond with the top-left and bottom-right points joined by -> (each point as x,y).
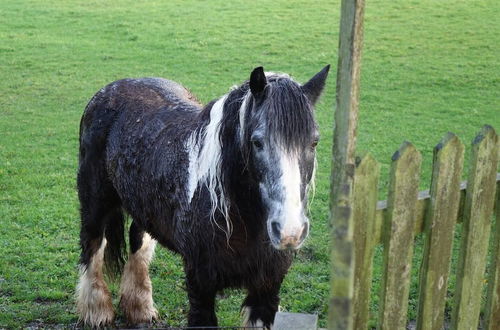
350,127 -> 500,329
328,1 -> 500,329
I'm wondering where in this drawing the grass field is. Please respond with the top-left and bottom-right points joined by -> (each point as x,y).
0,0 -> 498,328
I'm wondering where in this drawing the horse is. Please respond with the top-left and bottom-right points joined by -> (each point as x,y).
76,65 -> 330,328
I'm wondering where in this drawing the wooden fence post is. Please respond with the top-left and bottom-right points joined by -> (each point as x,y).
329,0 -> 365,328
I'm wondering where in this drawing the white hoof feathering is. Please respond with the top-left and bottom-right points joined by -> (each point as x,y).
76,238 -> 114,327
119,233 -> 158,324
241,306 -> 268,329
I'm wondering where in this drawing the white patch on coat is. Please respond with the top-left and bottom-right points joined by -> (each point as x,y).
119,233 -> 158,324
76,238 -> 114,327
186,133 -> 200,201
186,95 -> 232,237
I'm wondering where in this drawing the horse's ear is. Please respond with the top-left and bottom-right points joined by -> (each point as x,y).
250,66 -> 267,98
302,64 -> 330,105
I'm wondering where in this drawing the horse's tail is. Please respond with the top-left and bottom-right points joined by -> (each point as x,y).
77,84 -> 127,278
103,207 -> 127,277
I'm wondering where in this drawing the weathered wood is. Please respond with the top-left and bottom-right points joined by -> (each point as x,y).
378,142 -> 422,330
272,312 -> 318,330
374,191 -> 428,245
451,125 -> 499,330
416,133 -> 465,330
352,154 -> 380,329
329,0 -> 365,328
484,169 -> 500,329
373,174 -> 500,245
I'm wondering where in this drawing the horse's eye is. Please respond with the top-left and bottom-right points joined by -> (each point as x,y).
252,139 -> 263,150
311,139 -> 319,149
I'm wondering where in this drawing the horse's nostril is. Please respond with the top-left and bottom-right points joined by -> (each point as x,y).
271,221 -> 281,239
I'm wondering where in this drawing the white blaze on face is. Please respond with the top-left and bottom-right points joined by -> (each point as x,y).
279,151 -> 304,239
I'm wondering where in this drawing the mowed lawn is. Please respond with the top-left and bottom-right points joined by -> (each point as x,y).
0,0 -> 498,328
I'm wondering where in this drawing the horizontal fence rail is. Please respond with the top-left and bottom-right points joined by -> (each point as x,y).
372,174 -> 500,245
351,125 -> 499,329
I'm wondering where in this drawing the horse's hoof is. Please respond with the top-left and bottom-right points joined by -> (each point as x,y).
119,296 -> 158,325
76,280 -> 115,327
77,302 -> 115,328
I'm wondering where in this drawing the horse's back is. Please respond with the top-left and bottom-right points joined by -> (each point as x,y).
80,77 -> 201,152
81,77 -> 200,127
138,77 -> 202,108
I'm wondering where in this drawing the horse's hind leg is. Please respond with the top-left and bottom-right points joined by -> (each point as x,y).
76,205 -> 120,327
119,221 -> 158,324
76,237 -> 114,327
76,146 -> 124,326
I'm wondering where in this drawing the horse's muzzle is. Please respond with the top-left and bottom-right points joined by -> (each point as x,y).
270,220 -> 309,250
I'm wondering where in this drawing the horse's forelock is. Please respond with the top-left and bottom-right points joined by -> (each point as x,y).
261,77 -> 316,153
237,75 -> 316,152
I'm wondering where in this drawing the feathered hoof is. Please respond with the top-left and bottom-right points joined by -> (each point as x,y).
241,306 -> 269,330
119,295 -> 158,325
76,293 -> 115,328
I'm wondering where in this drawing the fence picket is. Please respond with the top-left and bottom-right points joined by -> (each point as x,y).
451,126 -> 499,329
378,142 -> 422,329
484,177 -> 500,329
352,154 -> 380,329
416,133 -> 465,330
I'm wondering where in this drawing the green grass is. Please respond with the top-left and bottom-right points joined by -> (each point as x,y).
0,0 -> 498,328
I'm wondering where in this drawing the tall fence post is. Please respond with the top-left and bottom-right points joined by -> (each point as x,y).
329,0 -> 365,329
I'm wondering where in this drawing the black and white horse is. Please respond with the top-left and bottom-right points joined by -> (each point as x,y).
76,65 -> 329,328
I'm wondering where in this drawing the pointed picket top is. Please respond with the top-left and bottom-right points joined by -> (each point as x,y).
431,133 -> 465,182
387,141 -> 422,220
416,132 -> 464,330
468,125 -> 498,171
433,132 -> 463,154
386,141 -> 422,222
471,124 -> 496,145
391,141 -> 421,166
355,152 -> 379,174
452,125 -> 499,330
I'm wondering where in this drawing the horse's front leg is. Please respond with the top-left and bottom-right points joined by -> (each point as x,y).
185,271 -> 218,328
241,284 -> 281,330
